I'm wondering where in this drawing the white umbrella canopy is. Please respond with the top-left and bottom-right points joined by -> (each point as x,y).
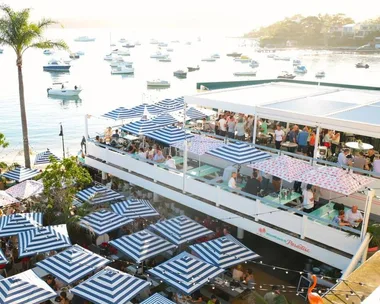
5,180 -> 43,200
0,190 -> 19,207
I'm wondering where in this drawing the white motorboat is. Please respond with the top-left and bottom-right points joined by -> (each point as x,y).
158,42 -> 168,47
315,71 -> 326,78
74,36 -> 95,42
167,48 -> 174,52
135,41 -> 141,46
47,83 -> 82,96
119,38 -> 127,43
267,54 -> 275,58
111,66 -> 134,74
201,57 -> 216,62
233,71 -> 257,76
43,59 -> 71,72
234,56 -> 251,63
159,57 -> 171,62
277,71 -> 296,79
75,51 -> 85,56
104,54 -> 114,61
150,39 -> 159,44
294,65 -> 307,74
250,60 -> 259,68
43,49 -> 53,55
150,51 -> 168,59
211,54 -> 220,59
173,70 -> 187,78
122,43 -> 135,48
274,55 -> 291,61
185,41 -> 192,45
117,49 -> 130,56
109,57 -> 133,67
293,59 -> 302,66
147,80 -> 171,88
110,43 -> 116,47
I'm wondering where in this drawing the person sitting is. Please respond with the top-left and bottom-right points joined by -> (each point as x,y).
190,290 -> 203,303
344,205 -> 363,227
138,148 -> 146,159
45,275 -> 57,291
59,292 -> 70,304
353,151 -> 366,170
207,295 -> 217,304
243,268 -> 255,287
243,171 -> 260,196
332,210 -> 351,227
337,148 -> 350,166
228,172 -> 241,190
164,155 -> 176,169
232,264 -> 244,281
153,149 -> 165,163
111,129 -> 120,140
302,184 -> 314,213
366,149 -> 376,170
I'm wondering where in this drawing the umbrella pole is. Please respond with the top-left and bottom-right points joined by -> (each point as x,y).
279,179 -> 283,204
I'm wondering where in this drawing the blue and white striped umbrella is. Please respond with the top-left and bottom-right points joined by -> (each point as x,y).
2,167 -> 40,183
75,185 -> 124,205
0,249 -> 7,264
80,210 -> 133,235
111,199 -> 159,219
121,119 -> 161,136
130,103 -> 165,116
155,98 -> 184,112
141,293 -> 176,304
185,107 -> 207,120
36,244 -> 110,284
148,252 -> 224,295
151,113 -> 181,127
34,149 -> 60,165
146,126 -> 194,145
18,225 -> 72,257
0,270 -> 56,304
0,213 -> 43,237
150,216 -> 213,245
71,266 -> 150,304
102,107 -> 140,120
190,234 -> 260,269
206,142 -> 271,164
109,229 -> 176,263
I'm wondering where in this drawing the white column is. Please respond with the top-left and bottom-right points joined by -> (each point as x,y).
182,101 -> 188,193
237,228 -> 244,239
101,171 -> 107,183
313,126 -> 320,159
84,114 -> 89,139
153,192 -> 160,203
361,189 -> 375,241
252,114 -> 258,144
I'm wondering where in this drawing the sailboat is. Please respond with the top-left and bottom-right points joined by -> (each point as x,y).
109,32 -> 116,47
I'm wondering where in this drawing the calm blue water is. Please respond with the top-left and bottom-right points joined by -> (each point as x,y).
1,28 -> 380,161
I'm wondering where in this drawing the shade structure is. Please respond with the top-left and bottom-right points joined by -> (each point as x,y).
150,215 -> 213,245
0,191 -> 19,207
2,167 -> 40,183
109,229 -> 177,263
298,166 -> 374,196
190,234 -> 260,268
34,149 -> 60,165
18,225 -> 72,257
75,185 -> 124,205
0,213 -> 43,237
141,293 -> 176,304
185,107 -> 208,120
5,180 -> 43,200
36,244 -> 110,284
121,119 -> 161,136
80,210 -> 133,235
172,134 -> 225,155
102,107 -> 140,120
146,126 -> 194,145
111,198 -> 159,219
0,270 -> 56,304
155,97 -> 184,112
248,155 -> 313,182
0,249 -> 6,264
151,113 -> 181,127
130,103 -> 164,116
148,252 -> 224,295
71,266 -> 150,304
206,142 -> 271,164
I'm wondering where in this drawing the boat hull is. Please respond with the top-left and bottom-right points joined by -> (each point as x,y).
111,68 -> 134,74
234,73 -> 257,76
43,66 -> 71,71
47,89 -> 82,96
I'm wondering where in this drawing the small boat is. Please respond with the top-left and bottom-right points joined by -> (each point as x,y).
226,52 -> 242,57
315,71 -> 326,78
201,57 -> 216,62
150,51 -> 168,59
75,51 -> 85,56
158,42 -> 168,47
233,71 -> 257,76
147,80 -> 171,88
104,54 -> 114,61
150,39 -> 159,44
277,71 -> 296,79
211,54 -> 220,59
356,62 -> 369,69
293,59 -> 302,66
122,43 -> 135,48
69,53 -> 80,59
173,70 -> 187,78
0,48 -> 3,54
294,65 -> 307,74
159,57 -> 171,62
188,66 -> 200,72
167,48 -> 174,52
267,54 -> 275,58
74,36 -> 95,42
43,49 -> 53,55
274,55 -> 291,61
135,41 -> 141,46
111,66 -> 134,74
185,42 -> 192,45
110,43 -> 116,47
47,83 -> 82,96
117,49 -> 130,56
250,60 -> 259,68
110,58 -> 133,67
43,59 -> 71,71
234,56 -> 251,63
119,38 -> 127,43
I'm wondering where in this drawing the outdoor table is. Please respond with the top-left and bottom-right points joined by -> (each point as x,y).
217,180 -> 246,191
263,192 -> 302,206
310,202 -> 350,225
212,277 -> 245,300
121,134 -> 139,141
345,142 -> 373,150
187,165 -> 220,177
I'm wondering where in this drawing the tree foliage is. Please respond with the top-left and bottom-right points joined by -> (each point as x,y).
0,132 -> 9,149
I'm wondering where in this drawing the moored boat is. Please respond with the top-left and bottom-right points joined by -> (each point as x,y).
43,49 -> 53,55
294,65 -> 307,74
277,71 -> 296,79
173,70 -> 187,78
315,71 -> 326,78
234,56 -> 251,63
233,71 -> 257,76
147,80 -> 171,88
150,51 -> 168,59
188,66 -> 200,72
356,62 -> 369,69
159,57 -> 171,62
43,59 -> 71,71
47,83 -> 82,96
111,66 -> 134,74
226,52 -> 242,57
74,36 -> 95,42
201,57 -> 216,62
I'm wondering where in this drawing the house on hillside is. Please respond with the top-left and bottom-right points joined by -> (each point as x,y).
342,24 -> 355,37
355,23 -> 380,38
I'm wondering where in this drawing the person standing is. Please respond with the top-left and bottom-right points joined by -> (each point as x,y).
235,118 -> 246,141
218,115 -> 227,137
308,130 -> 316,157
297,127 -> 309,155
227,115 -> 236,139
331,131 -> 341,155
302,184 -> 314,213
274,124 -> 285,150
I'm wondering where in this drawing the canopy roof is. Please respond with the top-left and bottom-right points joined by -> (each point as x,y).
102,107 -> 140,120
111,198 -> 159,219
0,213 -> 43,237
34,150 -> 60,165
0,191 -> 19,207
186,82 -> 380,138
146,126 -> 194,145
141,293 -> 176,304
75,185 -> 124,205
6,180 -> 43,200
2,167 -> 40,183
121,119 -> 161,136
80,210 -> 133,235
171,134 -> 226,155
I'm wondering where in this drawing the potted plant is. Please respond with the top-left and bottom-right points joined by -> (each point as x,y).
367,223 -> 380,252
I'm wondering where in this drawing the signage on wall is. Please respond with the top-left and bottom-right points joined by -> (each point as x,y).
258,227 -> 310,253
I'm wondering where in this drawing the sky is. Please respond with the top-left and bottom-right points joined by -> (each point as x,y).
4,0 -> 380,34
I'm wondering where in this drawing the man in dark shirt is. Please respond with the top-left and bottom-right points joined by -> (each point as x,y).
243,171 -> 261,196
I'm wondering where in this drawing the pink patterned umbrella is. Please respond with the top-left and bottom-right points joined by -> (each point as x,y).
248,155 -> 313,182
298,166 -> 373,195
0,191 -> 19,207
171,134 -> 225,155
5,180 -> 44,200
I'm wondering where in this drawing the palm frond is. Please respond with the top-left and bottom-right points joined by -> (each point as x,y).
37,18 -> 58,30
23,39 -> 68,54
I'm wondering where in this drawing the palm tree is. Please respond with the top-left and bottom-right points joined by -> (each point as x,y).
0,5 -> 67,168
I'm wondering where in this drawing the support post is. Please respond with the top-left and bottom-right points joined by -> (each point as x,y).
237,228 -> 244,240
183,101 -> 188,193
252,113 -> 258,144
313,126 -> 320,159
361,189 -> 375,241
84,114 -> 89,139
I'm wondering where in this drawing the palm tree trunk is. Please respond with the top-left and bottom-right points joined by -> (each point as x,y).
17,57 -> 31,168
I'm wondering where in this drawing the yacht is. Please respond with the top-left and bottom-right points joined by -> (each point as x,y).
274,55 -> 291,61
104,54 -> 114,61
159,57 -> 171,62
147,80 -> 171,88
277,71 -> 296,79
201,57 -> 216,62
211,54 -> 220,59
117,49 -> 130,56
293,59 -> 302,66
188,65 -> 200,72
173,70 -> 187,78
158,42 -> 168,47
356,62 -> 369,69
74,36 -> 95,42
294,65 -> 307,74
43,49 -> 53,55
109,57 -> 132,67
150,39 -> 159,44
69,53 -> 80,59
43,59 -> 71,72
267,54 -> 275,58
167,48 -> 174,52
250,60 -> 259,68
111,66 -> 134,74
315,71 -> 326,78
150,51 -> 168,59
119,38 -> 127,43
47,83 -> 82,97
226,52 -> 242,57
122,43 -> 135,48
234,56 -> 251,63
233,71 -> 257,76
75,51 -> 85,56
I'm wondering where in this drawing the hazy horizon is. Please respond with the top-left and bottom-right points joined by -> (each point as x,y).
3,0 -> 380,35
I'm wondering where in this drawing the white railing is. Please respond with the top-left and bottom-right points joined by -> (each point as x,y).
86,142 -> 362,256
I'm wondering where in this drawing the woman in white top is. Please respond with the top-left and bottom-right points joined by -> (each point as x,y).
235,118 -> 246,140
274,124 -> 284,150
302,184 -> 314,213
